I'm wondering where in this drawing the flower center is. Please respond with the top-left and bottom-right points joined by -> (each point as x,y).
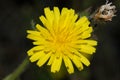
55,35 -> 66,45
52,33 -> 70,50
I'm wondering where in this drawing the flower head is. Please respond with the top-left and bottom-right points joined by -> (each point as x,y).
27,7 -> 97,74
94,1 -> 116,21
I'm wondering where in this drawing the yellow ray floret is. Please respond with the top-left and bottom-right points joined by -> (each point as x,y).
27,7 -> 97,74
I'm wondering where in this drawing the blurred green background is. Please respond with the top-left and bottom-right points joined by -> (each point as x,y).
0,0 -> 120,80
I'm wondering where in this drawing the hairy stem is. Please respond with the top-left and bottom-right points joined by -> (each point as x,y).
2,57 -> 29,80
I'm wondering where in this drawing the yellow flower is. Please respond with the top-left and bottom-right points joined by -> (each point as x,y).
27,7 -> 97,74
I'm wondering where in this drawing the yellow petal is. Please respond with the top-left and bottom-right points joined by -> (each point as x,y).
35,24 -> 53,39
27,46 -> 44,56
36,24 -> 45,32
80,27 -> 93,39
69,54 -> 83,71
37,52 -> 52,67
44,7 -> 54,25
61,8 -> 68,15
69,14 -> 78,30
29,51 -> 45,62
78,53 -> 90,66
39,16 -> 55,38
33,40 -> 47,45
58,8 -> 69,32
75,16 -> 88,27
66,46 -> 90,66
63,55 -> 74,74
53,7 -> 60,21
66,20 -> 89,41
69,48 -> 90,66
78,21 -> 90,33
52,7 -> 60,34
51,53 -> 62,73
27,30 -> 40,35
27,34 -> 44,41
59,13 -> 69,32
39,15 -> 47,28
60,9 -> 75,35
47,54 -> 55,65
79,45 -> 96,54
73,40 -> 97,46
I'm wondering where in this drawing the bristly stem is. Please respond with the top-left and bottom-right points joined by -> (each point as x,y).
2,57 -> 29,80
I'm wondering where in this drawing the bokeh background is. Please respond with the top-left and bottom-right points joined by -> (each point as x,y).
0,0 -> 120,80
